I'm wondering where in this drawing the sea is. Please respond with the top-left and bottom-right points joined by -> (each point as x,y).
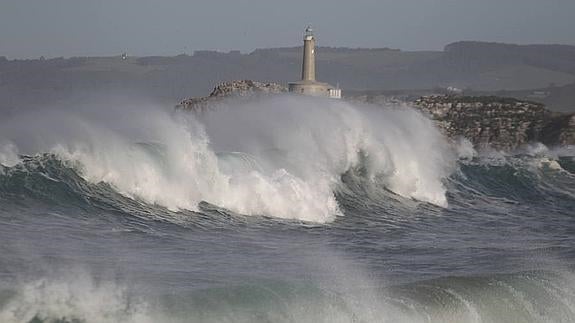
0,95 -> 574,322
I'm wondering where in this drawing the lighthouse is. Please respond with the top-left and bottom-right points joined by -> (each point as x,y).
302,26 -> 316,81
289,27 -> 341,99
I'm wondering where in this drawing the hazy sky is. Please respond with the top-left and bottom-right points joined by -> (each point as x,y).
1,0 -> 574,58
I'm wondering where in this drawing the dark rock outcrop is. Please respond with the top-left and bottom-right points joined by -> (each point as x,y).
177,81 -> 574,150
414,96 -> 575,150
177,80 -> 286,112
540,113 -> 575,146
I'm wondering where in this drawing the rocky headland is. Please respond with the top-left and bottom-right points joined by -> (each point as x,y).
177,80 -> 286,113
414,96 -> 575,150
178,80 -> 575,150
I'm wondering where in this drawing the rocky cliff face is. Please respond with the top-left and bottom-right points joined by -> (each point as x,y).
540,113 -> 575,146
414,96 -> 575,150
178,81 -> 574,150
177,80 -> 286,112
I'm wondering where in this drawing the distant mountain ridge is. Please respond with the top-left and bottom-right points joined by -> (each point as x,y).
0,41 -> 574,112
444,41 -> 575,74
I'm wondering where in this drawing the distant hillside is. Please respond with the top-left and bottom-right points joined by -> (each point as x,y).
1,41 -> 574,112
435,41 -> 575,91
444,41 -> 575,75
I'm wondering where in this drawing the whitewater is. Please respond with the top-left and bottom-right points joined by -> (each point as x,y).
0,95 -> 574,322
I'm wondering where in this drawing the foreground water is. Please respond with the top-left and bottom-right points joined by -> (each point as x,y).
0,96 -> 574,322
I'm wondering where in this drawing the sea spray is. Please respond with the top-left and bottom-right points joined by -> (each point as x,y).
196,95 -> 454,208
0,96 -> 454,222
0,140 -> 19,167
0,270 -> 154,323
4,269 -> 575,322
0,107 -> 575,322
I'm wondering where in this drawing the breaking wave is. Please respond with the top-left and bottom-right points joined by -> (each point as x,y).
0,96 -> 454,223
1,96 -> 575,323
3,270 -> 575,322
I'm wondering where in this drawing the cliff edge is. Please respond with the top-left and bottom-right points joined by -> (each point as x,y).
414,96 -> 575,150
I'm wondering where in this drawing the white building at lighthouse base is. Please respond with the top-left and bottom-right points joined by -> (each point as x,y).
288,80 -> 341,98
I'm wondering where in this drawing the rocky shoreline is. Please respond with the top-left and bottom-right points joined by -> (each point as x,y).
178,80 -> 575,150
414,96 -> 575,150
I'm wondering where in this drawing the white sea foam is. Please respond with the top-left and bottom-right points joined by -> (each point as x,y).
0,96 -> 455,222
0,140 -> 20,167
4,269 -> 575,323
0,271 -> 153,323
454,137 -> 477,160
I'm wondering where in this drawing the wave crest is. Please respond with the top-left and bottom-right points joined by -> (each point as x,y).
0,96 -> 454,222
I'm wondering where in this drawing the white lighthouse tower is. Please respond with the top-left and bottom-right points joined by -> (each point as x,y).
289,27 -> 341,99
